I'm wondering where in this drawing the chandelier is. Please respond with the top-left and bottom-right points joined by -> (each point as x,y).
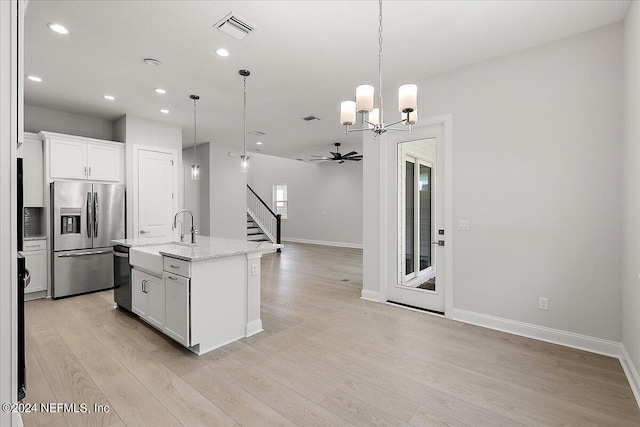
340,0 -> 418,137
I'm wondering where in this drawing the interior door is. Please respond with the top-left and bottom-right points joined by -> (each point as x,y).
388,133 -> 445,314
137,149 -> 174,238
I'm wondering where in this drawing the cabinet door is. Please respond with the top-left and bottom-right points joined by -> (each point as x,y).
87,143 -> 120,182
50,139 -> 88,180
131,269 -> 148,318
18,135 -> 43,207
22,250 -> 47,294
164,273 -> 189,346
146,275 -> 165,329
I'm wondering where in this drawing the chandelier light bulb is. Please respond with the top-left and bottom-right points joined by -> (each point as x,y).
340,101 -> 357,125
368,108 -> 380,129
191,164 -> 200,180
398,84 -> 418,113
406,109 -> 418,125
356,85 -> 375,112
241,155 -> 250,173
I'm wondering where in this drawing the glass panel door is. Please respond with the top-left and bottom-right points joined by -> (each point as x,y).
405,160 -> 415,278
419,163 -> 432,272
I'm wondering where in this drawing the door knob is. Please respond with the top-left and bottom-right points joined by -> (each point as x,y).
431,240 -> 445,246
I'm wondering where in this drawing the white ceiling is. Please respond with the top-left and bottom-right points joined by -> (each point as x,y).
24,0 -> 630,160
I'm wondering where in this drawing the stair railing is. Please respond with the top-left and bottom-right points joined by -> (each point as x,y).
247,185 -> 281,250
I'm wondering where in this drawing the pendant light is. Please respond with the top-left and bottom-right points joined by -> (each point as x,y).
339,0 -> 418,137
190,94 -> 200,180
239,69 -> 251,173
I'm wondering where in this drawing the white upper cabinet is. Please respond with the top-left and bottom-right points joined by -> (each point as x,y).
49,139 -> 87,180
87,143 -> 119,181
17,133 -> 44,206
42,131 -> 125,184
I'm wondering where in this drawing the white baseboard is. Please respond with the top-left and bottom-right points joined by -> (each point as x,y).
621,345 -> 640,407
246,319 -> 263,337
451,308 -> 622,358
360,289 -> 381,302
282,238 -> 363,249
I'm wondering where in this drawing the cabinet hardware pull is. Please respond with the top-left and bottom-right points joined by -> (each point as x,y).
84,166 -> 87,176
88,166 -> 91,177
142,279 -> 147,293
170,264 -> 179,269
167,276 -> 178,281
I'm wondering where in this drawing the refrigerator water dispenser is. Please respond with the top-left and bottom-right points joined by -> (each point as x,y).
59,207 -> 81,234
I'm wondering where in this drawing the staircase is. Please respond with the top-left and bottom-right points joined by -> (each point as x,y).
247,214 -> 270,242
246,185 -> 282,251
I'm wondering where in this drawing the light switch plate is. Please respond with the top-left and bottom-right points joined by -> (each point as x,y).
251,264 -> 259,276
457,220 -> 470,231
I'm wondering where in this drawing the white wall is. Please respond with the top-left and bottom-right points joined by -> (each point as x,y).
24,104 -> 113,140
623,1 -> 640,381
208,144 -> 247,240
113,115 -> 183,237
182,143 -> 210,236
248,152 -> 363,247
365,24 -> 624,341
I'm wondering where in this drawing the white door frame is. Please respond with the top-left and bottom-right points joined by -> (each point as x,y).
379,114 -> 453,317
132,144 -> 178,238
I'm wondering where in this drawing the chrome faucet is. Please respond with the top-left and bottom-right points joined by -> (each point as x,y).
173,209 -> 197,243
175,219 -> 184,242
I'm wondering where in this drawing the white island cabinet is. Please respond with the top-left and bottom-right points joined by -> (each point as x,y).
116,236 -> 281,356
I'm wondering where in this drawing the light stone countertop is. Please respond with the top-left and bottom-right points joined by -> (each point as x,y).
112,235 -> 282,262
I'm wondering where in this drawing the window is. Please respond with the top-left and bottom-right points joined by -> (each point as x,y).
274,184 -> 288,219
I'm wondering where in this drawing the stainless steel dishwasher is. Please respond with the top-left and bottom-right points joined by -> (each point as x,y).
113,244 -> 132,312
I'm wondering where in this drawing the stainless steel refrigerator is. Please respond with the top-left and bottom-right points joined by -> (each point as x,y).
51,181 -> 125,298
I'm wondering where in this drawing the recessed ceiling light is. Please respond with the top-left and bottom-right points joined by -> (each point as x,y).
27,75 -> 42,82
215,48 -> 230,57
47,23 -> 69,35
256,141 -> 263,145
154,88 -> 166,94
160,109 -> 170,114
103,95 -> 115,101
143,58 -> 161,66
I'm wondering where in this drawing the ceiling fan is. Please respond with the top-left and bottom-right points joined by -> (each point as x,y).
310,143 -> 363,164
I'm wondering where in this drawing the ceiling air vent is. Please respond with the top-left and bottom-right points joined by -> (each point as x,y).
303,115 -> 320,121
248,130 -> 265,136
214,13 -> 258,40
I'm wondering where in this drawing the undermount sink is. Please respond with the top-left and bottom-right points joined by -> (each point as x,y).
129,246 -> 163,277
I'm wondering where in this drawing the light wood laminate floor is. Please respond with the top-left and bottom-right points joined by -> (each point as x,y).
23,242 -> 640,426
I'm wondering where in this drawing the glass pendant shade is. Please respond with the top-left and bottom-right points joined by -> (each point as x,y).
191,164 -> 200,180
368,108 -> 380,129
355,85 -> 374,112
240,155 -> 249,174
398,84 -> 418,113
340,101 -> 357,125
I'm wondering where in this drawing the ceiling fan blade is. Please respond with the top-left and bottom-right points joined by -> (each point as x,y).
311,154 -> 329,157
344,155 -> 363,159
343,151 -> 358,157
329,152 -> 338,157
309,158 -> 330,161
345,158 -> 362,161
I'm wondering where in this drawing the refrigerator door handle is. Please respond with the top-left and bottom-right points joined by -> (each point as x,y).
57,250 -> 105,257
23,269 -> 31,288
86,192 -> 93,238
94,192 -> 98,237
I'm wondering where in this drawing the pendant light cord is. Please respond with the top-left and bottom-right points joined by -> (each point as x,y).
193,97 -> 197,160
243,75 -> 247,158
378,0 -> 384,126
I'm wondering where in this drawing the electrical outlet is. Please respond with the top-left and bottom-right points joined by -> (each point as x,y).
539,297 -> 549,311
251,264 -> 259,276
457,220 -> 470,231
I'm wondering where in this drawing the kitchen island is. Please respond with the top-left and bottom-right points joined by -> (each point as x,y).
112,236 -> 282,355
